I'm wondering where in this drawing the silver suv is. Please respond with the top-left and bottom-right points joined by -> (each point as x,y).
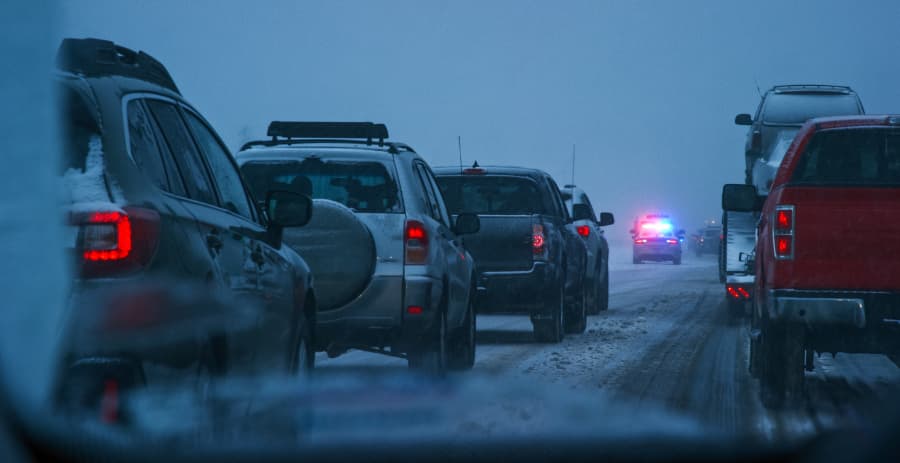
236,122 -> 480,375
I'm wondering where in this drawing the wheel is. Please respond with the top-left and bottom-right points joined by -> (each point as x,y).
289,317 -> 315,376
408,310 -> 447,377
533,283 -> 564,343
599,267 -> 609,311
564,284 -> 587,334
447,294 -> 476,370
673,255 -> 682,265
758,322 -> 804,409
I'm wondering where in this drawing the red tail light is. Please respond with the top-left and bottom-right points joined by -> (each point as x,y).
405,220 -> 428,265
406,305 -> 423,315
726,284 -> 752,300
576,225 -> 590,237
634,238 -> 647,244
773,205 -> 794,260
533,223 -> 548,259
666,239 -> 678,245
74,206 -> 160,278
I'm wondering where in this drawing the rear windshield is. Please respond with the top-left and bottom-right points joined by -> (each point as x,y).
791,128 -> 900,186
241,158 -> 402,212
436,175 -> 547,215
762,93 -> 861,125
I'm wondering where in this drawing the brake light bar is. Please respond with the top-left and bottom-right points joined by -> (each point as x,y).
773,205 -> 794,260
463,168 -> 485,175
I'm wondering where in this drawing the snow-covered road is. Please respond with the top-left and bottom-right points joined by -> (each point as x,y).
315,246 -> 900,442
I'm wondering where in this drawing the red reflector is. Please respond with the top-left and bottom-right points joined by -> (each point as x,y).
775,209 -> 792,231
775,236 -> 792,256
576,225 -> 590,237
407,305 -> 423,315
100,379 -> 119,424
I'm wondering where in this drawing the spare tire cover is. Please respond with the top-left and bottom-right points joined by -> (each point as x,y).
282,199 -> 375,310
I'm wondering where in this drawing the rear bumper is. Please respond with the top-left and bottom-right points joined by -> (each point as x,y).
633,244 -> 681,260
767,289 -> 900,355
475,261 -> 556,316
315,274 -> 442,351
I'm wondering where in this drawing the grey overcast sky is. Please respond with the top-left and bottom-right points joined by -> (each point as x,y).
58,0 -> 900,241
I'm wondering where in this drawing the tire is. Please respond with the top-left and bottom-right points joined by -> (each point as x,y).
673,255 -> 682,265
533,283 -> 564,343
564,284 -> 587,334
758,322 -> 804,409
599,268 -> 609,311
288,302 -> 315,376
447,294 -> 476,370
408,310 -> 448,377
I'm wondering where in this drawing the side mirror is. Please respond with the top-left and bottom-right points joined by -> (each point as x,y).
266,190 -> 313,227
722,184 -> 761,212
734,113 -> 753,126
453,213 -> 480,235
598,212 -> 615,226
572,203 -> 593,222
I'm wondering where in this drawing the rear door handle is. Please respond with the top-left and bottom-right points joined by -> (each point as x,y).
206,232 -> 224,251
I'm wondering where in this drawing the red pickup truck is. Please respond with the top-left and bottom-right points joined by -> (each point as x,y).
723,115 -> 900,408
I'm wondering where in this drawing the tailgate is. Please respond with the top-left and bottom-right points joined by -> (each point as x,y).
777,187 -> 900,290
464,215 -> 535,272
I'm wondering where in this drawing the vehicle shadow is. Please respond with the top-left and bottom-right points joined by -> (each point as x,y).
476,329 -> 538,345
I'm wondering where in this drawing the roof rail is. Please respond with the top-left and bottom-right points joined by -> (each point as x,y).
239,138 -> 416,154
771,84 -> 853,93
267,121 -> 388,145
56,38 -> 180,95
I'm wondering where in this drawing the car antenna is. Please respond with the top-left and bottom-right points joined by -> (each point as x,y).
571,143 -> 576,186
754,77 -> 762,97
458,135 -> 464,175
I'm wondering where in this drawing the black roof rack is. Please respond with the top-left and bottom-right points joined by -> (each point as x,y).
240,121 -> 416,154
56,38 -> 180,95
267,122 -> 388,144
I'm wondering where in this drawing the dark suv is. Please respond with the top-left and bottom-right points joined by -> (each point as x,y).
735,85 -> 864,184
57,38 -> 316,416
560,185 -> 614,314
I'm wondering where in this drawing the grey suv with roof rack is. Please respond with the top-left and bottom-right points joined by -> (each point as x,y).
734,84 -> 864,185
56,38 -> 317,419
236,122 -> 481,375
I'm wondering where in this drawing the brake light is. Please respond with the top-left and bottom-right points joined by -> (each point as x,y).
463,168 -> 485,175
73,206 -> 160,278
407,305 -> 423,315
772,205 -> 794,260
666,239 -> 678,245
726,284 -> 752,300
634,238 -> 647,244
533,223 -> 547,259
405,220 -> 428,265
576,225 -> 590,237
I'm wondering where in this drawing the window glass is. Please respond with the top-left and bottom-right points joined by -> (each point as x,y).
417,163 -> 450,226
145,100 -> 217,205
241,158 -> 402,213
762,93 -> 862,124
792,128 -> 900,186
183,110 -> 254,219
436,176 -> 546,215
59,81 -> 100,174
126,100 -> 170,191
